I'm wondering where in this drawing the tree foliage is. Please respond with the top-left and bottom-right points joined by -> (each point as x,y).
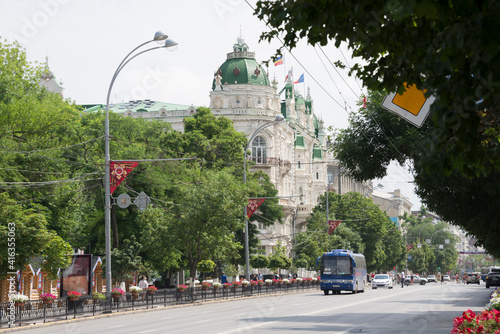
255,1 -> 500,177
0,39 -> 285,284
293,191 -> 404,272
331,89 -> 500,258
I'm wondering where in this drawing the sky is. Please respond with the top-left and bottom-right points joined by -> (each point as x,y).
0,0 -> 421,209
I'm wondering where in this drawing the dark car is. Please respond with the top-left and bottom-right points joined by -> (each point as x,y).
485,272 -> 500,289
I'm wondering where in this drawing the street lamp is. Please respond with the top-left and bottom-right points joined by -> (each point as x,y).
427,229 -> 447,245
243,115 -> 285,280
104,31 -> 177,294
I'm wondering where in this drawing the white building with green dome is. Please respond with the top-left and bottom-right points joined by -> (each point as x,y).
208,37 -> 370,261
81,37 -> 371,267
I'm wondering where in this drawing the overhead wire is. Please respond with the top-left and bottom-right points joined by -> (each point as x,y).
0,136 -> 105,154
244,0 -> 415,183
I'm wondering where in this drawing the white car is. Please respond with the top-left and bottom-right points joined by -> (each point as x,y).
372,274 -> 393,289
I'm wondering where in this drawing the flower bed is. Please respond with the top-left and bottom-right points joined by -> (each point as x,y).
201,282 -> 211,290
111,288 -> 125,300
451,288 -> 500,332
213,282 -> 222,289
40,293 -> 56,303
223,283 -> 232,289
146,286 -> 158,294
67,291 -> 82,300
177,284 -> 187,292
232,281 -> 242,288
129,286 -> 142,293
264,279 -> 272,286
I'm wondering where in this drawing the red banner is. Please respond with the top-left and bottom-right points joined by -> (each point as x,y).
110,161 -> 138,194
328,220 -> 341,235
247,198 -> 265,218
406,244 -> 414,251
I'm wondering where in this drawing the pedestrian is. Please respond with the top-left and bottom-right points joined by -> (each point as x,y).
258,272 -> 263,280
138,276 -> 149,289
441,274 -> 445,285
401,271 -> 405,288
221,272 -> 228,284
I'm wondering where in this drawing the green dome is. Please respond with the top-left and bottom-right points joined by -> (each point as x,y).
212,38 -> 270,90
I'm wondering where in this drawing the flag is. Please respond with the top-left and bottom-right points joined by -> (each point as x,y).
247,198 -> 265,218
328,220 -> 341,235
284,68 -> 293,82
362,96 -> 367,108
274,56 -> 283,66
110,161 -> 138,194
294,74 -> 304,84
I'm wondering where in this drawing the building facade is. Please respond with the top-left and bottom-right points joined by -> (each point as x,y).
80,38 -> 373,261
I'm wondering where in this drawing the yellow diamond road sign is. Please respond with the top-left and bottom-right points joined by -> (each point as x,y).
381,84 -> 435,128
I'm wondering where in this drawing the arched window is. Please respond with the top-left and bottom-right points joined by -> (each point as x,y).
252,136 -> 267,164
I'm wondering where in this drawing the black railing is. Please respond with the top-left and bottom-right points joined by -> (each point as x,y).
0,282 -> 319,328
247,157 -> 291,167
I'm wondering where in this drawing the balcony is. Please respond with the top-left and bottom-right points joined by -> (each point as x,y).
247,157 -> 291,167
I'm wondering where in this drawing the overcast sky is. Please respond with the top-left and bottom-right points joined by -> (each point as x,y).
0,0 -> 421,209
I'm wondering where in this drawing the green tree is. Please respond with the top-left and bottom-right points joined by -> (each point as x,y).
407,243 -> 435,274
197,260 -> 216,280
164,168 -> 246,287
268,242 -> 291,274
294,191 -> 403,272
254,1 -> 500,177
250,255 -> 269,273
330,89 -> 500,258
107,236 -> 143,283
0,193 -> 72,278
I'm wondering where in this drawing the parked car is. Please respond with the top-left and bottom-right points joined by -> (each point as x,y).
466,272 -> 480,285
404,274 -> 428,285
371,274 -> 393,289
485,272 -> 500,289
427,275 -> 437,283
443,275 -> 450,281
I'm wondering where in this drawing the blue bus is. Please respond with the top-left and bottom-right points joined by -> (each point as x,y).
317,249 -> 367,295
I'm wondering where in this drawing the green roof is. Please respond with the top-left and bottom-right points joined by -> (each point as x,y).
213,57 -> 270,89
82,100 -> 194,114
295,133 -> 305,148
313,144 -> 323,160
281,101 -> 287,119
313,114 -> 319,138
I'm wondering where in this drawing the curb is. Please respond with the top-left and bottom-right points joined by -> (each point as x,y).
0,288 -> 319,332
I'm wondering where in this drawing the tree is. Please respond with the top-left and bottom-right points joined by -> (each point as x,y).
250,254 -> 269,273
107,236 -> 143,283
163,168 -> 246,287
330,89 -> 500,258
197,260 -> 216,280
255,1 -> 500,177
0,193 -> 72,278
268,242 -> 291,274
294,190 -> 404,272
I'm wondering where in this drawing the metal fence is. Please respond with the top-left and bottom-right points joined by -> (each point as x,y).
1,282 -> 320,328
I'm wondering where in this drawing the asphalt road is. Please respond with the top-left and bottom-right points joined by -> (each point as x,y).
5,282 -> 493,334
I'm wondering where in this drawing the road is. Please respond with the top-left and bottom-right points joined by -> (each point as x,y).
8,282 -> 492,334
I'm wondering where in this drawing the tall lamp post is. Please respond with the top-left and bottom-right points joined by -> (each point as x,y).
243,115 -> 285,280
104,31 -> 177,294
